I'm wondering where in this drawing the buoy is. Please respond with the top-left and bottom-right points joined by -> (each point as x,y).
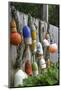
32,62 -> 38,76
10,19 -> 16,28
43,39 -> 50,47
23,46 -> 32,76
31,24 -> 36,40
25,60 -> 32,76
31,40 -> 37,53
23,25 -> 32,45
37,42 -> 43,55
39,57 -> 46,69
45,32 -> 50,40
10,19 -> 22,46
14,69 -> 28,87
49,43 -> 57,53
10,32 -> 22,46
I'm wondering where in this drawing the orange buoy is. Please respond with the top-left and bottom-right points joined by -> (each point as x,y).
49,43 -> 57,53
10,32 -> 22,46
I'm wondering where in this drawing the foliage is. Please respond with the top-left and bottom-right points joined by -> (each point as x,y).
10,2 -> 59,27
10,2 -> 43,19
22,63 -> 59,87
48,5 -> 59,27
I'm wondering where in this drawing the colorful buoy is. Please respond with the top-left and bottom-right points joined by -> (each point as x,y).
39,57 -> 46,69
10,32 -> 22,45
23,25 -> 32,45
14,69 -> 28,87
10,19 -> 16,28
10,19 -> 22,46
31,40 -> 37,53
32,62 -> 38,76
25,60 -> 32,76
31,24 -> 36,40
37,42 -> 43,55
43,39 -> 50,47
49,43 -> 57,53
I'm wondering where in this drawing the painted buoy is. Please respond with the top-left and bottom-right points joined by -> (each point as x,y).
37,42 -> 43,55
31,25 -> 36,40
10,32 -> 22,46
45,32 -> 50,40
10,19 -> 16,28
14,69 -> 28,87
49,43 -> 57,53
32,62 -> 38,76
11,27 -> 17,33
25,60 -> 32,76
10,19 -> 17,32
31,40 -> 37,53
23,26 -> 31,38
43,39 -> 50,47
23,25 -> 32,45
39,57 -> 46,69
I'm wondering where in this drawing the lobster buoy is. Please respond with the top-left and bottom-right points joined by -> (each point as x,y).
39,57 -> 46,69
31,24 -> 36,40
31,40 -> 37,53
10,19 -> 22,46
14,69 -> 28,87
10,32 -> 22,46
49,43 -> 57,53
37,42 -> 43,55
25,60 -> 32,76
10,19 -> 16,28
23,25 -> 32,45
43,39 -> 50,47
32,62 -> 38,76
45,32 -> 50,40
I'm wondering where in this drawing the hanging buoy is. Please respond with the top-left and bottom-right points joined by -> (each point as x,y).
48,43 -> 57,53
37,42 -> 43,55
10,19 -> 17,33
47,59 -> 51,68
10,19 -> 16,28
31,40 -> 37,53
25,60 -> 32,76
39,57 -> 46,69
10,32 -> 22,46
45,32 -> 50,40
32,62 -> 38,76
11,27 -> 17,33
43,39 -> 50,47
23,25 -> 32,45
23,46 -> 32,76
31,24 -> 36,40
10,19 -> 22,46
14,69 -> 28,87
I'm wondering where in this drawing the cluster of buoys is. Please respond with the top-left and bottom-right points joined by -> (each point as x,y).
10,18 -> 58,87
43,33 -> 57,54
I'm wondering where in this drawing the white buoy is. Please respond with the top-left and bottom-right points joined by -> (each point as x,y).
37,42 -> 43,55
43,39 -> 50,47
39,57 -> 46,69
14,69 -> 28,87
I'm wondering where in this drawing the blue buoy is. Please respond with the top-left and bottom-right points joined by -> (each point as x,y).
23,25 -> 31,38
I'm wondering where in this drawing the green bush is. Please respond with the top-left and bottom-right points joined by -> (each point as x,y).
23,63 -> 59,87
